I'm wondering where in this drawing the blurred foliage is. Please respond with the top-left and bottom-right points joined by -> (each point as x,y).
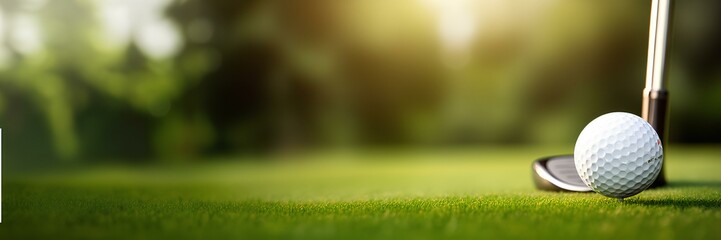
0,0 -> 719,164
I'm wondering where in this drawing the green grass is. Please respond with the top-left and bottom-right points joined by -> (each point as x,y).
2,146 -> 721,239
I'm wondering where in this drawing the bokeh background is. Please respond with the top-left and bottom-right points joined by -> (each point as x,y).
0,0 -> 720,167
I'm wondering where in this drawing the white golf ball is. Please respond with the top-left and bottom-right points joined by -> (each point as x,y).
574,112 -> 663,199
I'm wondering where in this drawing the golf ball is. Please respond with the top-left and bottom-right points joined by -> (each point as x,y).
574,112 -> 663,199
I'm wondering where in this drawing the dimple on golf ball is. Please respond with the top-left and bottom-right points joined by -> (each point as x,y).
574,112 -> 663,199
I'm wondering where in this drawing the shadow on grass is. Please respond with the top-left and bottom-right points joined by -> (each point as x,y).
625,181 -> 721,209
626,198 -> 721,209
663,181 -> 721,189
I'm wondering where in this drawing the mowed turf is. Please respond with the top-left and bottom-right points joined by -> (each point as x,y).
2,146 -> 721,239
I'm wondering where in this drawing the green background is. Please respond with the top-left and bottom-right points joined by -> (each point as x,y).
0,0 -> 720,164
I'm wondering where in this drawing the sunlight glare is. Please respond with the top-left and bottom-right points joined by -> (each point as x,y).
11,13 -> 43,55
98,0 -> 181,59
423,0 -> 479,53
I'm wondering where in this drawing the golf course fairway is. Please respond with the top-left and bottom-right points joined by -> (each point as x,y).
1,146 -> 720,239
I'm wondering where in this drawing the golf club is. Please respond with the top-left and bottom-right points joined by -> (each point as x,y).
532,0 -> 674,191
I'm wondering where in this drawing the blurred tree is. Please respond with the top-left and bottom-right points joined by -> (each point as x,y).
0,0 -> 211,162
0,0 -> 719,166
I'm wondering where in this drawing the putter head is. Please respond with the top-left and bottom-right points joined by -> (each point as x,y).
532,155 -> 592,192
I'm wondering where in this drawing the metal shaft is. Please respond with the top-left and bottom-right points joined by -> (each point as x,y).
643,0 -> 674,188
644,0 -> 672,91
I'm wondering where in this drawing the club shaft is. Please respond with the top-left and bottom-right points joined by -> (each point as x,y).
643,0 -> 674,187
643,0 -> 673,136
644,0 -> 672,92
